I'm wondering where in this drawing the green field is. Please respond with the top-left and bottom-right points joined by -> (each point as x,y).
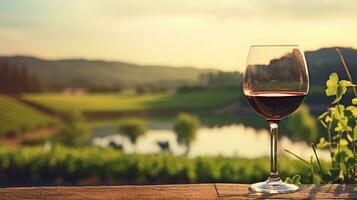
0,96 -> 55,135
24,89 -> 240,113
0,90 -> 241,136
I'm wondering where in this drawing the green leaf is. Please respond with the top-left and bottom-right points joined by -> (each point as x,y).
316,137 -> 330,149
331,80 -> 355,104
339,80 -> 355,88
284,175 -> 303,185
346,106 -> 357,117
341,146 -> 354,158
325,115 -> 332,123
332,105 -> 345,120
340,139 -> 349,146
352,98 -> 357,105
325,73 -> 339,96
284,177 -> 293,184
326,87 -> 337,96
292,175 -> 301,185
327,73 -> 339,85
335,118 -> 351,132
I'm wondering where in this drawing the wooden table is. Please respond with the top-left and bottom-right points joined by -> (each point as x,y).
0,184 -> 356,199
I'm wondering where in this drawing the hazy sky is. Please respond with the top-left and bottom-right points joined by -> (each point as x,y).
1,0 -> 357,71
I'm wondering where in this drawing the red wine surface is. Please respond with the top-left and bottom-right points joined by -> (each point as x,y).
245,91 -> 307,122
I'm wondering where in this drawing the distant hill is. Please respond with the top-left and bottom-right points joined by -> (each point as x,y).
0,56 -> 215,90
0,47 -> 356,91
305,47 -> 357,88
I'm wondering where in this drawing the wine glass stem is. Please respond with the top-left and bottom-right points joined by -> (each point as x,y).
268,122 -> 281,182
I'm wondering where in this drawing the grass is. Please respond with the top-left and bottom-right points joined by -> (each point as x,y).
24,89 -> 240,114
0,96 -> 55,136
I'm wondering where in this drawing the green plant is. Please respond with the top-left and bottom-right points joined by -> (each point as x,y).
118,119 -> 147,144
173,113 -> 201,156
284,175 -> 302,185
53,110 -> 90,146
285,49 -> 356,184
0,145 -> 308,185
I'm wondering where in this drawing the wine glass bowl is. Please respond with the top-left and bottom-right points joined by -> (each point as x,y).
243,45 -> 309,193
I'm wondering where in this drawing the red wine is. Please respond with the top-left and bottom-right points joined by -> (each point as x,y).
245,91 -> 307,122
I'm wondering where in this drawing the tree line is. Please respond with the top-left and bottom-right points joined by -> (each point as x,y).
0,60 -> 243,94
0,61 -> 43,94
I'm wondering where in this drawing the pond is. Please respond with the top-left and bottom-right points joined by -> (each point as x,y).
92,124 -> 329,159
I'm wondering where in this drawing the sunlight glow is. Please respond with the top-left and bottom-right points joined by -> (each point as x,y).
0,0 -> 356,71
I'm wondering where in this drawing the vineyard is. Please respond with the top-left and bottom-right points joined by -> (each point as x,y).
0,145 -> 310,186
0,96 -> 55,136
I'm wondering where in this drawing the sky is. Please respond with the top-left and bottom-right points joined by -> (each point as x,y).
0,0 -> 357,71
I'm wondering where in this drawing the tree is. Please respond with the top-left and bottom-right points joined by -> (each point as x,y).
0,61 -> 44,94
282,104 -> 318,142
118,119 -> 147,145
173,113 -> 201,156
53,109 -> 90,146
198,71 -> 242,88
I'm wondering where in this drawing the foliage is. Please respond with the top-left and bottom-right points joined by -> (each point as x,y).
0,96 -> 55,136
173,113 -> 200,155
282,104 -> 318,142
0,145 -> 309,185
0,61 -> 43,94
314,72 -> 356,183
135,83 -> 169,94
118,119 -> 147,144
177,85 -> 207,93
285,50 -> 356,184
199,71 -> 242,88
52,110 -> 90,147
284,175 -> 302,185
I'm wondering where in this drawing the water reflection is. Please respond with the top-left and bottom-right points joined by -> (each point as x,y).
93,125 -> 329,159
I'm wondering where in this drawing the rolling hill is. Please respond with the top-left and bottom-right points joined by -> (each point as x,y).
0,56 -> 215,89
305,47 -> 357,88
0,47 -> 356,90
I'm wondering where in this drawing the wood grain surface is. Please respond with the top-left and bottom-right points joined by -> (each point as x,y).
216,184 -> 357,199
0,184 -> 355,199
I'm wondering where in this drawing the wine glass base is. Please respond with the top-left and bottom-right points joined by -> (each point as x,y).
249,180 -> 299,194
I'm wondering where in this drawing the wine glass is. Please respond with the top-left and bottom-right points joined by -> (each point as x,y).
243,45 -> 309,193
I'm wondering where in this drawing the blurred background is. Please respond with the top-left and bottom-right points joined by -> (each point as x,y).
0,0 -> 356,186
